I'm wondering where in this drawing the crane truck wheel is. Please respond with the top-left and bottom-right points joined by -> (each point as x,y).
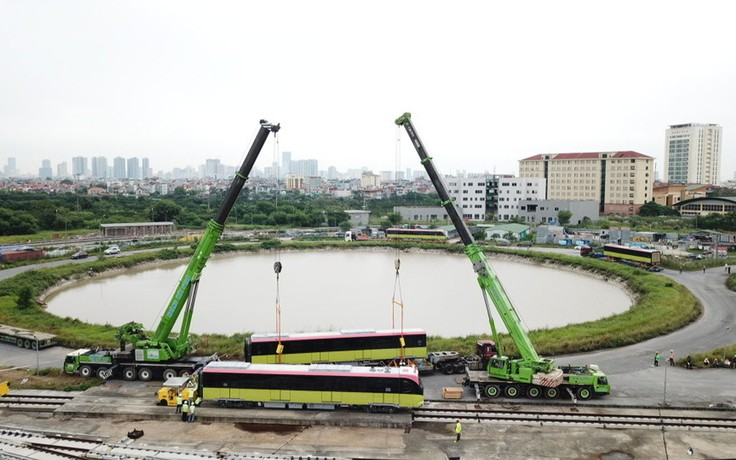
96,367 -> 109,380
527,386 -> 542,398
122,368 -> 136,381
442,363 -> 454,375
576,386 -> 593,400
16,338 -> 24,347
484,384 -> 501,398
163,369 -> 177,381
24,340 -> 31,349
79,365 -> 93,378
504,385 -> 520,398
137,368 -> 153,381
544,387 -> 560,399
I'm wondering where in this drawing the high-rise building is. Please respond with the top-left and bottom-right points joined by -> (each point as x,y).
281,151 -> 292,175
91,156 -> 108,178
57,162 -> 68,179
519,151 -> 654,215
38,159 -> 53,179
664,123 -> 722,185
127,157 -> 141,179
113,157 -> 126,179
72,156 -> 88,178
327,166 -> 338,180
3,157 -> 18,177
204,159 -> 221,179
292,159 -> 318,177
141,158 -> 151,178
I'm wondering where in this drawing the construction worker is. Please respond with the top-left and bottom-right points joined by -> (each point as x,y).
181,400 -> 189,422
188,402 -> 196,422
454,419 -> 462,443
175,393 -> 183,414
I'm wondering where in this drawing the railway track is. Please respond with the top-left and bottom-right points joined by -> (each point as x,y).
0,427 -> 346,460
0,394 -> 74,412
413,404 -> 736,430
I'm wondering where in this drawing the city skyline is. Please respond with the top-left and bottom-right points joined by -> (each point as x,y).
1,2 -> 735,182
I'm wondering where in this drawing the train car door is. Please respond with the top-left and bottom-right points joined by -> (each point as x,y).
270,389 -> 290,401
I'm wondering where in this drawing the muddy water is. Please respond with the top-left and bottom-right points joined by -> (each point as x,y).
45,250 -> 631,337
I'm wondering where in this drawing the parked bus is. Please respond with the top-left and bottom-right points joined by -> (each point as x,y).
385,228 -> 447,243
602,244 -> 662,270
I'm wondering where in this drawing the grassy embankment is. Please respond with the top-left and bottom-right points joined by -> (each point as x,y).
1,241 -> 701,361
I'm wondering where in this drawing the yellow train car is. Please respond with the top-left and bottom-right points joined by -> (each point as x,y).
201,361 -> 424,412
245,328 -> 427,365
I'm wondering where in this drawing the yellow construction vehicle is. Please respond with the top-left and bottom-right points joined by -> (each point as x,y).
156,376 -> 197,406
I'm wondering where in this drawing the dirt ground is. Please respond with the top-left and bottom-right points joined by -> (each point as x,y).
0,367 -> 95,391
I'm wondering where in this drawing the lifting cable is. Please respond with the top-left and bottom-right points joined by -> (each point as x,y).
392,257 -> 406,360
271,129 -> 284,363
274,260 -> 283,363
392,124 -> 406,361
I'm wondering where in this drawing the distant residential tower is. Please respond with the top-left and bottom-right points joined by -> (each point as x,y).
664,123 -> 722,185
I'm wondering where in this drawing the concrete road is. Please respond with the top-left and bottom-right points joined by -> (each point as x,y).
554,266 -> 736,407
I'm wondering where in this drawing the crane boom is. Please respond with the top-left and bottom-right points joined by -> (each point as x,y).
124,119 -> 280,362
396,113 -> 611,401
395,112 -> 547,368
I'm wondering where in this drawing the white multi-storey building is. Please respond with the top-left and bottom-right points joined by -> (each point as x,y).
664,123 -> 722,185
446,176 -> 486,221
496,178 -> 546,221
292,159 -> 319,177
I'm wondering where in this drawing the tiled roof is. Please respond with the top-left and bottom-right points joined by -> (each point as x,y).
520,151 -> 653,161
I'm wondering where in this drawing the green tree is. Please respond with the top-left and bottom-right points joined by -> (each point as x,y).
17,286 -> 33,310
0,208 -> 40,235
386,212 -> 402,226
152,200 -> 183,222
638,200 -> 680,217
557,210 -> 573,225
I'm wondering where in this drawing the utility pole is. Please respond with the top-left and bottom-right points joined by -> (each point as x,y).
661,363 -> 669,406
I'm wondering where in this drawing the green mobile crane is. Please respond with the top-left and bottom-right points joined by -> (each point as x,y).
395,113 -> 609,400
64,119 -> 280,381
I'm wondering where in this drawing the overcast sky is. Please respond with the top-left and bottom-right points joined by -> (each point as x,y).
1,1 -> 734,181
